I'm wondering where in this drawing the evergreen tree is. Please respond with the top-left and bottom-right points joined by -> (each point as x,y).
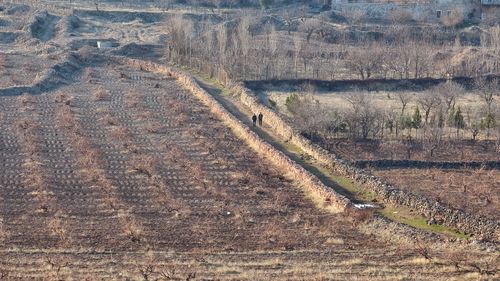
259,0 -> 273,9
437,109 -> 445,128
412,106 -> 422,130
399,115 -> 413,136
447,107 -> 456,127
480,112 -> 496,138
452,106 -> 465,138
385,119 -> 394,134
285,93 -> 300,114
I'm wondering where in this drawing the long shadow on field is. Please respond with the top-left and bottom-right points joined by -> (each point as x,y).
0,52 -> 91,97
196,78 -> 364,204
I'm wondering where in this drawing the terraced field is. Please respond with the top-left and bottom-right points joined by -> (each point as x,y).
0,59 -> 496,279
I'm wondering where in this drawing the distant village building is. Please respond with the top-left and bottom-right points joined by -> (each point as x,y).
331,0 -> 499,24
481,0 -> 500,21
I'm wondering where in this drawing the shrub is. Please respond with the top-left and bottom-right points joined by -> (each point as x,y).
118,210 -> 142,242
124,91 -> 141,108
130,155 -> 158,177
92,87 -> 109,101
145,122 -> 164,134
54,92 -> 67,103
346,207 -> 374,227
111,127 -> 132,141
259,0 -> 273,10
175,114 -> 188,126
17,93 -> 33,106
16,118 -> 32,131
170,102 -> 188,115
100,114 -> 117,126
268,98 -> 277,108
56,107 -> 75,129
285,93 -> 300,113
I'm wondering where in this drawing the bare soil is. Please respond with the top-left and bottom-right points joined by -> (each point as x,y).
326,138 -> 500,162
0,54 -> 57,88
374,168 -> 500,220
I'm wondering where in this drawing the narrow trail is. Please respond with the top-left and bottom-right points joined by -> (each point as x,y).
195,78 -> 363,203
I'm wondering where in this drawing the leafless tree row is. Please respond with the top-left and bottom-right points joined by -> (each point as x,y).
164,15 -> 500,82
285,79 -> 499,150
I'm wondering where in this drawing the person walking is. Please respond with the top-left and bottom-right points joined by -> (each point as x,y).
252,113 -> 257,127
258,112 -> 263,126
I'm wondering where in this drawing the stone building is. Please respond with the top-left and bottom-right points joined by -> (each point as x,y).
481,0 -> 500,22
331,0 -> 498,24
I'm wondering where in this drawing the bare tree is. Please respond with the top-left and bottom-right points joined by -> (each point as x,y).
348,9 -> 365,25
418,92 -> 441,124
424,126 -> 443,158
299,18 -> 320,44
293,33 -> 303,78
0,53 -> 6,70
397,92 -> 412,116
435,81 -> 464,114
476,77 -> 498,115
412,41 -> 433,79
346,93 -> 380,139
238,16 -> 252,75
346,44 -> 383,80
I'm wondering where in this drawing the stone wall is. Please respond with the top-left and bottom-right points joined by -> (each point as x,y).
112,56 -> 353,213
354,159 -> 500,170
231,82 -> 499,241
482,5 -> 500,22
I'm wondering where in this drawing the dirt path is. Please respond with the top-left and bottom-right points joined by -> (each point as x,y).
190,74 -> 473,239
195,78 -> 363,202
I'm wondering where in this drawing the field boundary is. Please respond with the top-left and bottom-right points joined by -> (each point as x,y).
112,55 -> 353,213
354,159 -> 500,170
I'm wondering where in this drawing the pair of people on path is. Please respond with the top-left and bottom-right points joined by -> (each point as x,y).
252,113 -> 263,127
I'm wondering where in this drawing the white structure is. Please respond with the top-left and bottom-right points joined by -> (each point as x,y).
97,41 -> 113,49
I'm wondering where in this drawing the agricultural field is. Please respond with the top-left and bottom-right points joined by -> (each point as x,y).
0,55 -> 491,280
0,0 -> 498,279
